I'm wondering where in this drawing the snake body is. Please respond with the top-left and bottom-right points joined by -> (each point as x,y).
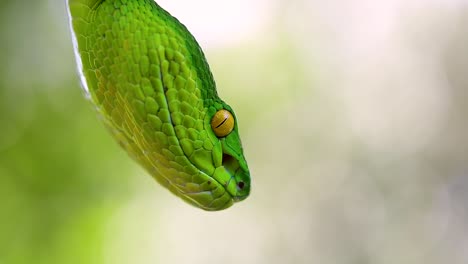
66,0 -> 250,210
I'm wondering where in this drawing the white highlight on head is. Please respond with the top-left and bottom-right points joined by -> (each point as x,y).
65,0 -> 91,99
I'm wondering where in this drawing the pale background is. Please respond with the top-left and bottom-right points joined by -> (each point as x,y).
1,0 -> 468,263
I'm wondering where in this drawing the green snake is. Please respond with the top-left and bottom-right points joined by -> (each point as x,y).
66,0 -> 250,211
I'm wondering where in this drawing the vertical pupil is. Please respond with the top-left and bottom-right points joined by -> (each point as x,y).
216,117 -> 228,128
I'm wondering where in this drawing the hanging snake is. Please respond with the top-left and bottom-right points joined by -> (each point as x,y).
66,0 -> 250,211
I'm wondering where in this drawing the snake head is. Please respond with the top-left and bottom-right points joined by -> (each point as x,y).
208,104 -> 251,202
179,102 -> 250,210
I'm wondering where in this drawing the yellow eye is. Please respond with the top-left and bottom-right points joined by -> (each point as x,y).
211,109 -> 235,137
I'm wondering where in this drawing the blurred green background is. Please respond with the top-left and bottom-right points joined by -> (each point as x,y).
2,0 -> 468,263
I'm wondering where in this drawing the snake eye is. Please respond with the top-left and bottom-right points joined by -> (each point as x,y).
211,109 -> 234,137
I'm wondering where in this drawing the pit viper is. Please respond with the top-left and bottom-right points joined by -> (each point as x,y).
66,0 -> 250,211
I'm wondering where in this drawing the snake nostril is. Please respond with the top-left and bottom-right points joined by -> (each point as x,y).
237,181 -> 245,190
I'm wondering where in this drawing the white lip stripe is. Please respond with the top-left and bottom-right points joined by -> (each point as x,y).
66,0 -> 91,99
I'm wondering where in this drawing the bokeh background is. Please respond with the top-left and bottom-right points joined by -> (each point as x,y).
1,0 -> 468,263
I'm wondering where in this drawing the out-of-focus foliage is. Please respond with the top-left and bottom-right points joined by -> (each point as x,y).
1,0 -> 468,264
